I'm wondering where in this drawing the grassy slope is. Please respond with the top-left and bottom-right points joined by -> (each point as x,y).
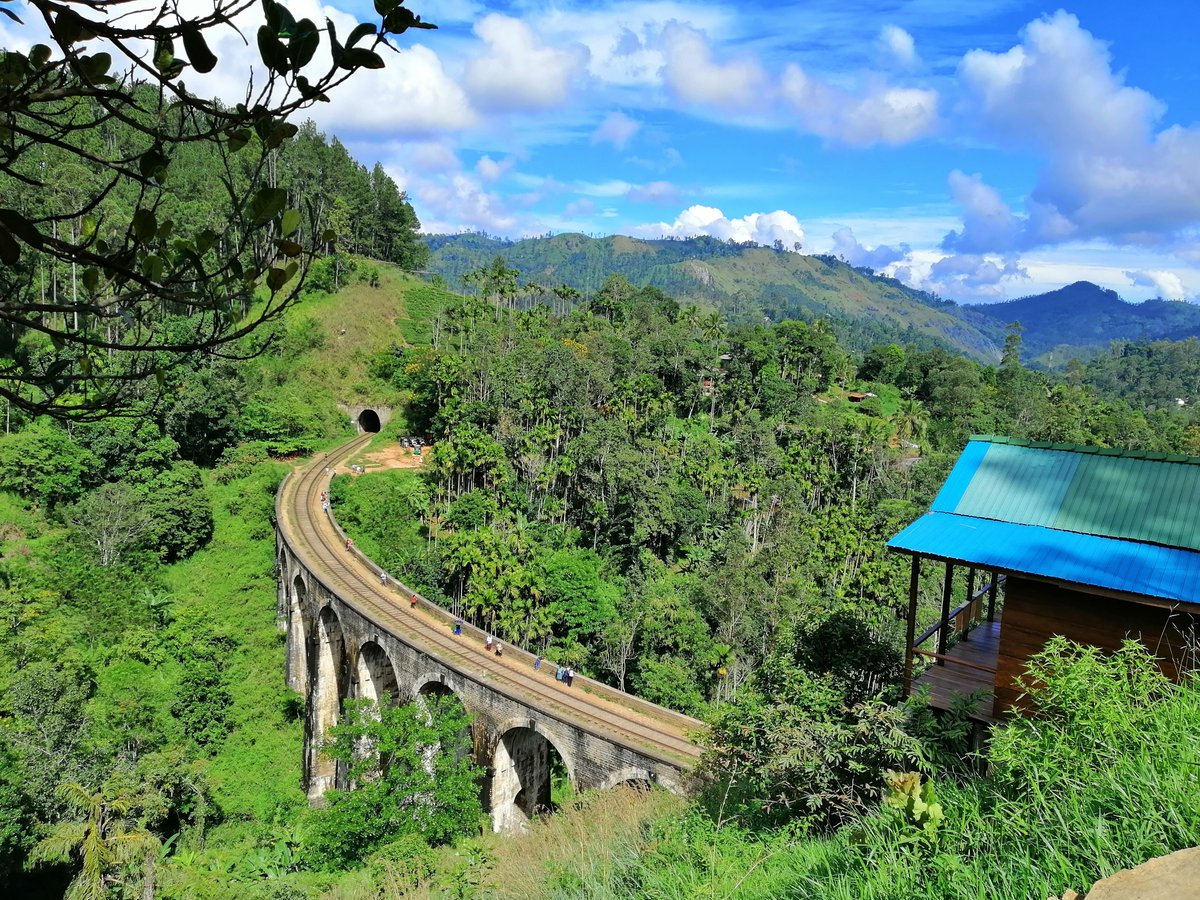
271,265 -> 455,409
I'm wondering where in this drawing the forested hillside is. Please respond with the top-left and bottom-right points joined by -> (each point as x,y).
973,281 -> 1200,362
424,232 -> 1005,361
425,233 -> 1200,371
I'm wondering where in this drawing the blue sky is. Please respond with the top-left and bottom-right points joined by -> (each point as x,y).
8,0 -> 1200,302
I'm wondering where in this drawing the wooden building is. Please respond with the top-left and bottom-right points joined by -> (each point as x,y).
888,436 -> 1200,722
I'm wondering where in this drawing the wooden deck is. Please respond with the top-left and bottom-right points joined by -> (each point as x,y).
911,612 -> 1003,723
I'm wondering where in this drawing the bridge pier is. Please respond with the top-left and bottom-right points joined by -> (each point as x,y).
489,727 -> 553,834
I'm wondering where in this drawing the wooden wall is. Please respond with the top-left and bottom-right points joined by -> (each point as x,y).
993,577 -> 1198,713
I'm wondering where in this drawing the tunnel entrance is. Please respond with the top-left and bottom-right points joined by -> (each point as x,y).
357,409 -> 381,433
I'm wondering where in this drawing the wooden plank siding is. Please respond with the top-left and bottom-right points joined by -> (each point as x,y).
994,577 -> 1200,712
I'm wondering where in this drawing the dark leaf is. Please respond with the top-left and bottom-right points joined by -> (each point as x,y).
139,144 -> 170,179
0,6 -> 22,24
326,18 -> 343,64
181,25 -> 218,73
264,121 -> 298,150
132,208 -> 158,243
266,266 -> 292,291
29,44 -> 51,66
246,187 -> 287,227
289,19 -> 320,68
257,25 -> 289,74
340,47 -> 385,70
227,128 -> 251,152
347,23 -> 376,47
0,208 -> 44,249
275,239 -> 303,258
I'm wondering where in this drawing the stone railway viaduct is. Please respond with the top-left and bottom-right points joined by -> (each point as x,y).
276,434 -> 705,833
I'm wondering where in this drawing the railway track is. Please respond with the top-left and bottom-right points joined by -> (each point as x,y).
278,435 -> 705,770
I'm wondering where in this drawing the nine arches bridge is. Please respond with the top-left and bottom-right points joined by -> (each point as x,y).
275,434 -> 704,833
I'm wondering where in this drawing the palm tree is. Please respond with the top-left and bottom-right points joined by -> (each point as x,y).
892,398 -> 930,448
29,782 -> 160,900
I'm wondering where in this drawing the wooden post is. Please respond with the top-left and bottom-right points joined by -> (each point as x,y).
903,555 -> 920,694
987,570 -> 999,622
937,562 -> 954,664
963,567 -> 977,640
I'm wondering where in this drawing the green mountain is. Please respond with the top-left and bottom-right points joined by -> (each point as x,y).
425,233 -> 1005,362
971,281 -> 1200,363
425,234 -> 1200,368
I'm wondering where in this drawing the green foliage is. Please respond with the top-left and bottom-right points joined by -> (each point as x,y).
701,621 -> 924,830
0,419 -> 98,507
880,770 -> 944,844
305,695 -> 482,869
138,462 -> 215,562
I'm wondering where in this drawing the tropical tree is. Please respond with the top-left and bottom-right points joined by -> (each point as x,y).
0,0 -> 435,419
28,782 -> 160,900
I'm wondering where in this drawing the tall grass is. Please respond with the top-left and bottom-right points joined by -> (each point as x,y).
456,640 -> 1200,900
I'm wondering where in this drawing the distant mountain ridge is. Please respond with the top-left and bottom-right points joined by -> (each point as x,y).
971,281 -> 1200,362
425,232 -> 1005,361
422,233 -> 1200,364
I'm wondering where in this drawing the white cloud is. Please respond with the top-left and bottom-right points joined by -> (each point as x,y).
954,11 -> 1200,248
635,205 -> 805,247
831,227 -> 910,270
926,253 -> 1029,300
464,14 -> 589,112
626,181 -> 681,204
661,24 -> 769,111
592,112 -> 641,150
1125,269 -> 1188,301
878,25 -> 919,69
780,65 -> 938,146
941,170 -> 1023,253
476,155 -> 516,182
959,11 -> 1160,154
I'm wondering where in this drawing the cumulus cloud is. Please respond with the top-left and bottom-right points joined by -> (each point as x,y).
878,25 -> 919,69
780,65 -> 938,146
954,11 -> 1200,248
635,205 -> 805,247
476,155 -> 516,182
592,111 -> 642,150
927,253 -> 1029,300
1126,269 -> 1188,300
414,172 -> 518,234
464,14 -> 589,112
626,181 -> 681,204
661,24 -> 769,111
941,170 -> 1024,253
832,227 -> 910,269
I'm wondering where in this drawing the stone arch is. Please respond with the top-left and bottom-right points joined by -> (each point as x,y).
287,574 -> 312,695
354,641 -> 402,706
308,604 -> 347,799
412,671 -> 465,705
489,718 -> 575,834
600,763 -> 657,792
357,408 -> 381,433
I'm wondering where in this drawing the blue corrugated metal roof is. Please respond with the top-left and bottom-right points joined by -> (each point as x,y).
888,513 -> 1200,605
930,439 -> 1200,551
